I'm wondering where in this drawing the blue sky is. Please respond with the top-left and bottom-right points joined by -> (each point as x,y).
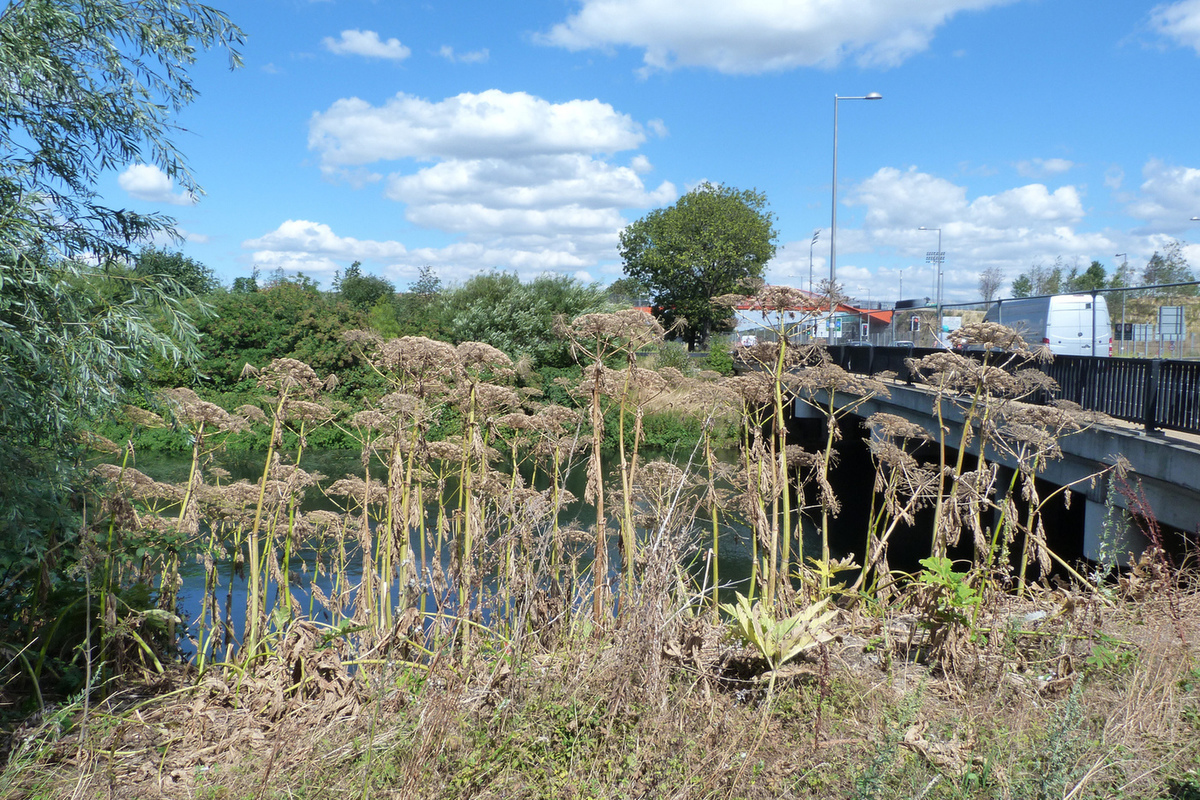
106,0 -> 1200,305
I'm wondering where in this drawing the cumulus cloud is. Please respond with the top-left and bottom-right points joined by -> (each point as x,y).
386,154 -> 675,228
1125,159 -> 1200,233
243,220 -> 408,276
117,164 -> 196,205
838,166 -> 1112,302
303,89 -> 673,277
322,30 -> 411,61
539,0 -> 1017,74
1149,0 -> 1200,54
308,90 -> 645,167
242,219 -> 619,285
853,167 -> 1083,230
438,45 -> 490,63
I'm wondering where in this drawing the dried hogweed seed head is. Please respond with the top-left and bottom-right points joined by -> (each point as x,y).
456,341 -> 514,377
865,412 -> 932,442
80,431 -> 122,453
122,405 -> 165,428
235,404 -> 267,425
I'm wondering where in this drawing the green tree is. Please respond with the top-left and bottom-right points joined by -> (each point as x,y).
620,182 -> 777,350
333,260 -> 395,310
199,274 -> 363,390
441,272 -> 608,368
606,276 -> 651,307
1064,260 -> 1108,293
410,264 -> 442,299
1011,260 -> 1063,297
134,246 -> 219,296
1142,240 -> 1197,294
0,0 -> 242,653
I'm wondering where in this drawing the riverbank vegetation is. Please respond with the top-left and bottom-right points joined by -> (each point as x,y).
3,290 -> 1198,798
2,3 -> 1197,794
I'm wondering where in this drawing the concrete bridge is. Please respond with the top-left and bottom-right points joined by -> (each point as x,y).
794,377 -> 1199,562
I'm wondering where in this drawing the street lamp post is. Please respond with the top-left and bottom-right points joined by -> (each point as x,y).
830,92 -> 882,304
809,229 -> 820,294
919,226 -> 944,343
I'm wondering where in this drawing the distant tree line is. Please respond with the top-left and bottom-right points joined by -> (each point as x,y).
1006,241 -> 1196,298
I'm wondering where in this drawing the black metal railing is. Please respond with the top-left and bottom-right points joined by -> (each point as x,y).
826,344 -> 1200,436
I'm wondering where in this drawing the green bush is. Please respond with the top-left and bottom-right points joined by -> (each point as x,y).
654,341 -> 691,374
702,345 -> 735,376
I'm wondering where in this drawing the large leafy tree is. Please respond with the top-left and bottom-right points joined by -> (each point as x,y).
0,0 -> 242,626
134,246 -> 220,297
333,260 -> 395,310
200,274 -> 363,391
1064,260 -> 1109,293
620,182 -> 777,350
441,271 -> 609,368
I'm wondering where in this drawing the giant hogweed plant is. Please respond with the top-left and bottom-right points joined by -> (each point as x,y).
73,312 -> 1134,698
559,310 -> 666,621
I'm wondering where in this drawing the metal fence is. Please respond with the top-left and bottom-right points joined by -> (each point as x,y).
826,343 -> 1200,436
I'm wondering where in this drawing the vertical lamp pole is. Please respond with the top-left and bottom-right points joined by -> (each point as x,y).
919,226 -> 944,344
1115,252 -> 1127,356
831,92 -> 883,324
809,229 -> 820,294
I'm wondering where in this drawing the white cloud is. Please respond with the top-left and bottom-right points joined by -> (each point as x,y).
1125,159 -> 1200,233
853,167 -> 1083,230
838,166 -> 1111,302
241,221 -> 627,285
539,0 -> 1017,74
309,90 -> 645,167
1015,157 -> 1075,178
438,45 -> 490,63
117,164 -> 196,206
387,154 -> 674,218
243,220 -> 408,276
322,30 -> 411,61
304,89 -> 674,277
1150,0 -> 1200,54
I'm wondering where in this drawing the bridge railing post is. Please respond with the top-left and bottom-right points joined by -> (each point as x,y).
1142,359 -> 1162,434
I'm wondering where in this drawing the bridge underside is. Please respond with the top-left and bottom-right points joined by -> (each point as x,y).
797,383 -> 1200,560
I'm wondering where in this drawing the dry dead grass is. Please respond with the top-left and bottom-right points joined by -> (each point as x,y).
4,579 -> 1197,800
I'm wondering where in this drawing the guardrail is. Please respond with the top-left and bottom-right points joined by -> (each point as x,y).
825,344 -> 1200,436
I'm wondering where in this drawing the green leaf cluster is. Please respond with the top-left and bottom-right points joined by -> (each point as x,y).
0,0 -> 242,654
440,271 -> 609,368
720,592 -> 836,671
620,182 -> 777,350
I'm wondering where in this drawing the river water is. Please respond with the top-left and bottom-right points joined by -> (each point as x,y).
121,446 -> 831,652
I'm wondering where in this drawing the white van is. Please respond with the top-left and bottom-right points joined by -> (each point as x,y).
983,294 -> 1112,357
